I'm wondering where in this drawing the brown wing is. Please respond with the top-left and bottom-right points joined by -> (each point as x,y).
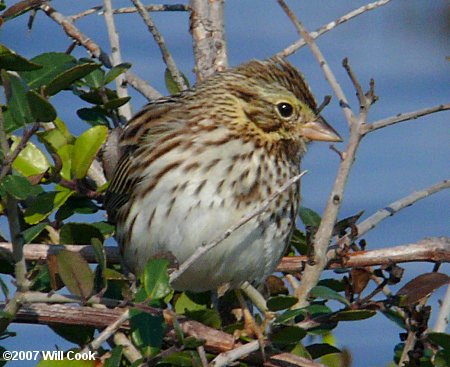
104,98 -> 182,222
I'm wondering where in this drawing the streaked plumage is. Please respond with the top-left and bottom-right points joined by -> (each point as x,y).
105,58 -> 341,291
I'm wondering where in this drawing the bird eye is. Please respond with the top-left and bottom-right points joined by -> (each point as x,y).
276,102 -> 294,118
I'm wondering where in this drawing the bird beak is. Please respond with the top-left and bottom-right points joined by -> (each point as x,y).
301,116 -> 342,142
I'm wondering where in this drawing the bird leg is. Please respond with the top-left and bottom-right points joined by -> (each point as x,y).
234,289 -> 267,359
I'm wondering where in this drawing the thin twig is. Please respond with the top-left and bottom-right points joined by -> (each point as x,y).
131,0 -> 188,91
362,103 -> 450,135
356,180 -> 450,239
277,0 -> 354,125
169,172 -> 307,285
102,0 -> 133,121
211,340 -> 262,367
275,0 -> 392,58
70,4 -> 189,22
113,332 -> 143,364
80,309 -> 130,354
39,2 -> 162,100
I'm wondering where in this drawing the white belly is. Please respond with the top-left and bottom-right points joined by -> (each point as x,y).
118,137 -> 298,291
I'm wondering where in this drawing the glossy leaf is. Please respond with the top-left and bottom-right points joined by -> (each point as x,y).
185,309 -> 221,329
130,308 -> 165,353
103,96 -> 131,110
2,70 -> 33,126
0,44 -> 42,71
22,223 -> 47,243
104,346 -> 123,367
56,249 -> 94,299
271,326 -> 306,345
142,258 -> 171,300
427,332 -> 450,350
77,107 -> 109,126
306,343 -> 341,359
59,222 -> 103,245
83,67 -> 105,89
10,136 -> 51,177
267,295 -> 299,311
26,90 -> 57,122
275,308 -> 306,324
71,125 -> 108,179
175,291 -> 210,314
24,187 -> 74,224
298,207 -> 321,227
104,62 -> 132,85
310,285 -> 350,306
331,309 -> 376,321
19,52 -> 76,89
49,324 -> 94,346
56,197 -> 99,221
161,351 -> 195,366
44,62 -> 101,96
1,174 -> 42,200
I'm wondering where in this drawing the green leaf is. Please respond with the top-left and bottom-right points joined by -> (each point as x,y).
57,144 -> 73,181
59,223 -> 104,245
56,249 -> 94,299
10,136 -> 51,177
22,223 -> 47,243
185,309 -> 221,329
267,295 -> 299,311
428,332 -> 450,350
331,309 -> 376,321
104,63 -> 132,85
104,346 -> 123,367
24,187 -> 74,224
103,96 -> 131,110
298,207 -> 321,227
50,324 -> 95,346
83,68 -> 105,89
26,90 -> 57,122
310,286 -> 350,307
90,221 -> 115,238
290,227 -> 307,254
71,125 -> 108,179
19,52 -> 76,90
318,279 -> 346,292
1,174 -> 42,199
306,343 -> 341,359
164,68 -> 190,94
275,308 -> 306,324
77,107 -> 109,126
79,88 -> 117,104
0,44 -> 43,71
37,119 -> 75,153
56,197 -> 99,221
271,326 -> 306,345
130,308 -> 165,354
2,106 -> 22,133
161,351 -> 195,366
44,62 -> 101,96
142,258 -> 171,300
2,70 -> 33,126
381,309 -> 406,330
174,291 -> 210,314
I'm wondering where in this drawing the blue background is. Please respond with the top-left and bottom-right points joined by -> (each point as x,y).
1,1 -> 449,366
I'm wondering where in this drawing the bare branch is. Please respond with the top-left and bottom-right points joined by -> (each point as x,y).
113,332 -> 142,363
278,237 -> 450,272
362,103 -> 450,135
4,237 -> 448,274
275,0 -> 392,58
70,4 -> 190,22
131,0 -> 188,91
169,172 -> 306,285
125,70 -> 163,100
211,340 -> 265,367
102,0 -> 133,120
189,0 -> 228,81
